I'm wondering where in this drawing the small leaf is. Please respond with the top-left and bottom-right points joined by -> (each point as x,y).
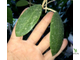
16,0 -> 28,7
15,5 -> 42,37
7,7 -> 13,24
50,12 -> 64,56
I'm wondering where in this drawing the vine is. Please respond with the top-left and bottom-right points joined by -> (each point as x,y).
42,0 -> 56,13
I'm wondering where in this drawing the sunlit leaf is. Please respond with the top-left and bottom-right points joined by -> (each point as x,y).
15,5 -> 42,37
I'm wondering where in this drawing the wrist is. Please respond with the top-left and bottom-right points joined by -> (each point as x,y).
7,51 -> 14,60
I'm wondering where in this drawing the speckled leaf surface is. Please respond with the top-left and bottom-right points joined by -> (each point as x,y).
15,5 -> 42,37
50,12 -> 64,56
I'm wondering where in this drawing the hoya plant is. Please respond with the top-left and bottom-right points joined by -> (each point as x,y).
15,0 -> 64,56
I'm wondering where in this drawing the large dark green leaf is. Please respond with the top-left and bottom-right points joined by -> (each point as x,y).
15,5 -> 42,37
16,0 -> 28,7
50,12 -> 64,56
7,7 -> 13,24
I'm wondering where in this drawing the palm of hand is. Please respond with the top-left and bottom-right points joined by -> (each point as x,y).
7,8 -> 68,60
7,10 -> 53,60
7,39 -> 44,60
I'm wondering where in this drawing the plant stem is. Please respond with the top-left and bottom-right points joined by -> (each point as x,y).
28,2 -> 34,5
45,0 -> 47,13
44,0 -> 55,6
43,7 -> 56,12
42,0 -> 46,8
7,23 -> 12,34
42,0 -> 56,13
29,0 -> 31,6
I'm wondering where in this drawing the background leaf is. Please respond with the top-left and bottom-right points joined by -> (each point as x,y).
7,7 -> 13,24
16,0 -> 28,7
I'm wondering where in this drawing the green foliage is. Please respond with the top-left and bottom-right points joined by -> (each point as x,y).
15,5 -> 42,37
16,0 -> 28,7
50,12 -> 64,56
7,7 -> 13,24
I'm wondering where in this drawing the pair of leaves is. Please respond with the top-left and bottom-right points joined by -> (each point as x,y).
15,5 -> 64,56
7,7 -> 13,24
16,0 -> 28,7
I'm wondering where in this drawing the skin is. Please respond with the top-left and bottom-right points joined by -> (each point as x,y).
7,8 -> 67,60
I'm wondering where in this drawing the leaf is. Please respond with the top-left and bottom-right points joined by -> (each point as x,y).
50,12 -> 64,56
16,0 -> 28,7
15,5 -> 42,37
7,7 -> 13,24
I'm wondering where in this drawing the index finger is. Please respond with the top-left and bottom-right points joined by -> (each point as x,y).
28,12 -> 54,44
10,8 -> 28,40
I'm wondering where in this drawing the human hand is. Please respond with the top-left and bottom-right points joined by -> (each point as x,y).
7,8 -> 68,60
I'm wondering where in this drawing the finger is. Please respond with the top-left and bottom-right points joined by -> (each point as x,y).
44,38 -> 68,60
60,38 -> 68,51
44,50 -> 53,60
37,32 -> 50,53
10,8 -> 28,40
10,24 -> 23,40
28,12 -> 53,44
51,39 -> 68,60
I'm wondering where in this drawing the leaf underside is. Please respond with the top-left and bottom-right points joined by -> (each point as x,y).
16,0 -> 28,7
50,12 -> 64,56
15,5 -> 42,37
